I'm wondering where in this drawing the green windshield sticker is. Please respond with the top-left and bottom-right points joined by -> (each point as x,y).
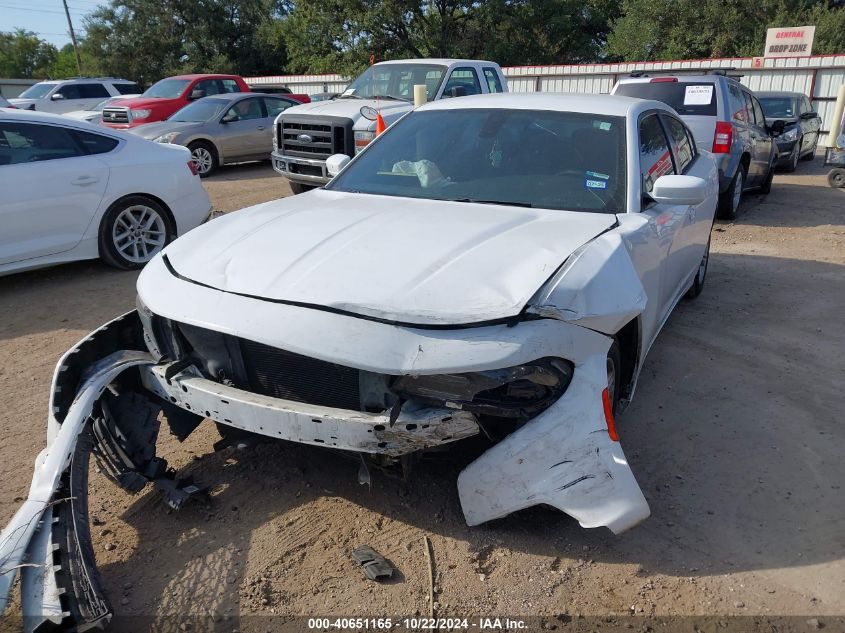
593,120 -> 612,131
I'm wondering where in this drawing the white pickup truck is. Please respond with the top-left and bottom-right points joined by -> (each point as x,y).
271,58 -> 508,193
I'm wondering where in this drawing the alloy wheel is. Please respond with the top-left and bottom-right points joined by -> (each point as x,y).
111,205 -> 166,264
191,147 -> 214,175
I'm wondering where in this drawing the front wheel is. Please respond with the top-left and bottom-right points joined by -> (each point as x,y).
606,341 -> 622,418
800,138 -> 817,161
188,141 -> 218,177
685,235 -> 711,299
99,196 -> 173,270
783,140 -> 801,173
717,165 -> 745,221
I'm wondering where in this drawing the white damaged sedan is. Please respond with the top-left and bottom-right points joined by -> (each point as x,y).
1,94 -> 717,628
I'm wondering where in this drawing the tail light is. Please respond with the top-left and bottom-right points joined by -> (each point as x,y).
650,77 -> 678,82
187,160 -> 199,176
712,121 -> 734,153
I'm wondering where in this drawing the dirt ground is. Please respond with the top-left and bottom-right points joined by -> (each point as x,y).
1,157 -> 843,629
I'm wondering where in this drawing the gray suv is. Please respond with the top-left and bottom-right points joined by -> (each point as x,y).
9,77 -> 141,115
613,72 -> 778,219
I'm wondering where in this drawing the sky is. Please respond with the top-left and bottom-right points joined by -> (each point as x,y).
0,0 -> 104,48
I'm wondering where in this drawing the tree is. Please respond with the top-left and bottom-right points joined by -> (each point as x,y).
607,0 -> 845,61
0,29 -> 58,78
82,0 -> 290,85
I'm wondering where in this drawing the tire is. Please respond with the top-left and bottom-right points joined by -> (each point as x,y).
828,168 -> 845,189
783,140 -> 801,172
717,164 -> 745,221
684,234 -> 711,300
289,181 -> 316,195
99,195 -> 174,270
606,340 -> 622,418
759,162 -> 774,195
188,141 -> 218,177
800,139 -> 816,161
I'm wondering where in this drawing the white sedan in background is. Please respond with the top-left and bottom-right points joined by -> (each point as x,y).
0,109 -> 212,275
1,93 -> 719,629
62,94 -> 142,124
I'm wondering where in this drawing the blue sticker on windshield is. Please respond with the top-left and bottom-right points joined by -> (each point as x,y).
585,178 -> 608,190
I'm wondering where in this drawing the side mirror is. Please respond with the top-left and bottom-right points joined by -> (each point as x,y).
50,93 -> 64,101
800,111 -> 818,120
447,86 -> 467,98
769,119 -> 786,136
326,153 -> 351,177
221,113 -> 237,124
189,88 -> 206,101
651,174 -> 708,206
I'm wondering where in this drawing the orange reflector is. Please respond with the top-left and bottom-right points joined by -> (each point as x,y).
375,113 -> 386,135
602,388 -> 619,442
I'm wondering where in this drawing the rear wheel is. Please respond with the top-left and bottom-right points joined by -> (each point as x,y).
188,141 -> 218,177
717,164 -> 745,221
685,235 -> 710,299
99,196 -> 173,270
783,140 -> 801,172
606,341 -> 622,418
759,162 -> 774,195
289,181 -> 316,195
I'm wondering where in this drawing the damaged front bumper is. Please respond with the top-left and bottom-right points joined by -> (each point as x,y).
1,308 -> 650,628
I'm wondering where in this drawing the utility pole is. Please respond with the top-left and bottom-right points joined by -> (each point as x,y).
61,0 -> 83,75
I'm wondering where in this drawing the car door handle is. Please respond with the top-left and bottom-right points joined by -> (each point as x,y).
71,175 -> 99,186
256,126 -> 266,130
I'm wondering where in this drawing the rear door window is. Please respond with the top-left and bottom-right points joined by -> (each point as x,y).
751,96 -> 766,127
114,83 -> 141,95
661,114 -> 695,173
483,68 -> 504,93
729,84 -> 749,123
74,129 -> 119,155
639,113 -> 676,196
615,81 -> 717,116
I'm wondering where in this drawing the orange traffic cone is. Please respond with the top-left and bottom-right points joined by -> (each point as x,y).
375,113 -> 386,135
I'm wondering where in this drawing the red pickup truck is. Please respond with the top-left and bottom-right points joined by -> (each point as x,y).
101,74 -> 254,129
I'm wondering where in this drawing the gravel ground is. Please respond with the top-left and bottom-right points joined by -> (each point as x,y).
1,158 -> 843,630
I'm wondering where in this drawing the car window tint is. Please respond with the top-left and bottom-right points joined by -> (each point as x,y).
196,79 -> 222,96
56,84 -> 81,99
263,97 -> 293,117
639,113 -> 675,196
74,129 -> 119,155
442,68 -> 482,98
0,122 -> 83,164
483,68 -> 503,93
742,92 -> 757,125
78,83 -> 110,99
221,79 -> 240,93
115,83 -> 141,95
662,115 -> 694,173
751,97 -> 765,127
225,98 -> 263,121
729,84 -> 749,123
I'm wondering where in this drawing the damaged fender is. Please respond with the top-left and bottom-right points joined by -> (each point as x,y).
0,348 -> 153,626
457,349 -> 650,535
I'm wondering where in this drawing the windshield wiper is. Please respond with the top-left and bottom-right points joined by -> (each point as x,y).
338,94 -> 363,100
371,94 -> 410,102
447,198 -> 534,208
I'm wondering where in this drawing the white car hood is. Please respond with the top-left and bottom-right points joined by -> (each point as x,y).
283,97 -> 412,121
162,189 -> 616,325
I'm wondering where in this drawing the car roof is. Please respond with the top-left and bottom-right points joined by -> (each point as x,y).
0,107 -> 125,136
167,74 -> 243,80
419,92 -> 672,118
198,92 -> 293,102
376,58 -> 498,67
617,74 -> 741,85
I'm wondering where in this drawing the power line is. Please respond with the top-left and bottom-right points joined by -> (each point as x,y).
0,5 -> 89,14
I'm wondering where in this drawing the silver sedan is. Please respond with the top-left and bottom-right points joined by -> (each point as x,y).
130,92 -> 297,177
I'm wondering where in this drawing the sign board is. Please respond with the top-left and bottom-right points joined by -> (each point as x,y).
764,26 -> 815,58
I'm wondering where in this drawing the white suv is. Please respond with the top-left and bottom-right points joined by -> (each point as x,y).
9,77 -> 141,114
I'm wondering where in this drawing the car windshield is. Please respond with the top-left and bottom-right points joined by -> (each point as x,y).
615,81 -> 718,116
169,98 -> 228,122
18,83 -> 55,99
328,108 -> 627,214
87,98 -> 113,112
758,97 -> 798,119
144,78 -> 190,99
340,64 -> 446,102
